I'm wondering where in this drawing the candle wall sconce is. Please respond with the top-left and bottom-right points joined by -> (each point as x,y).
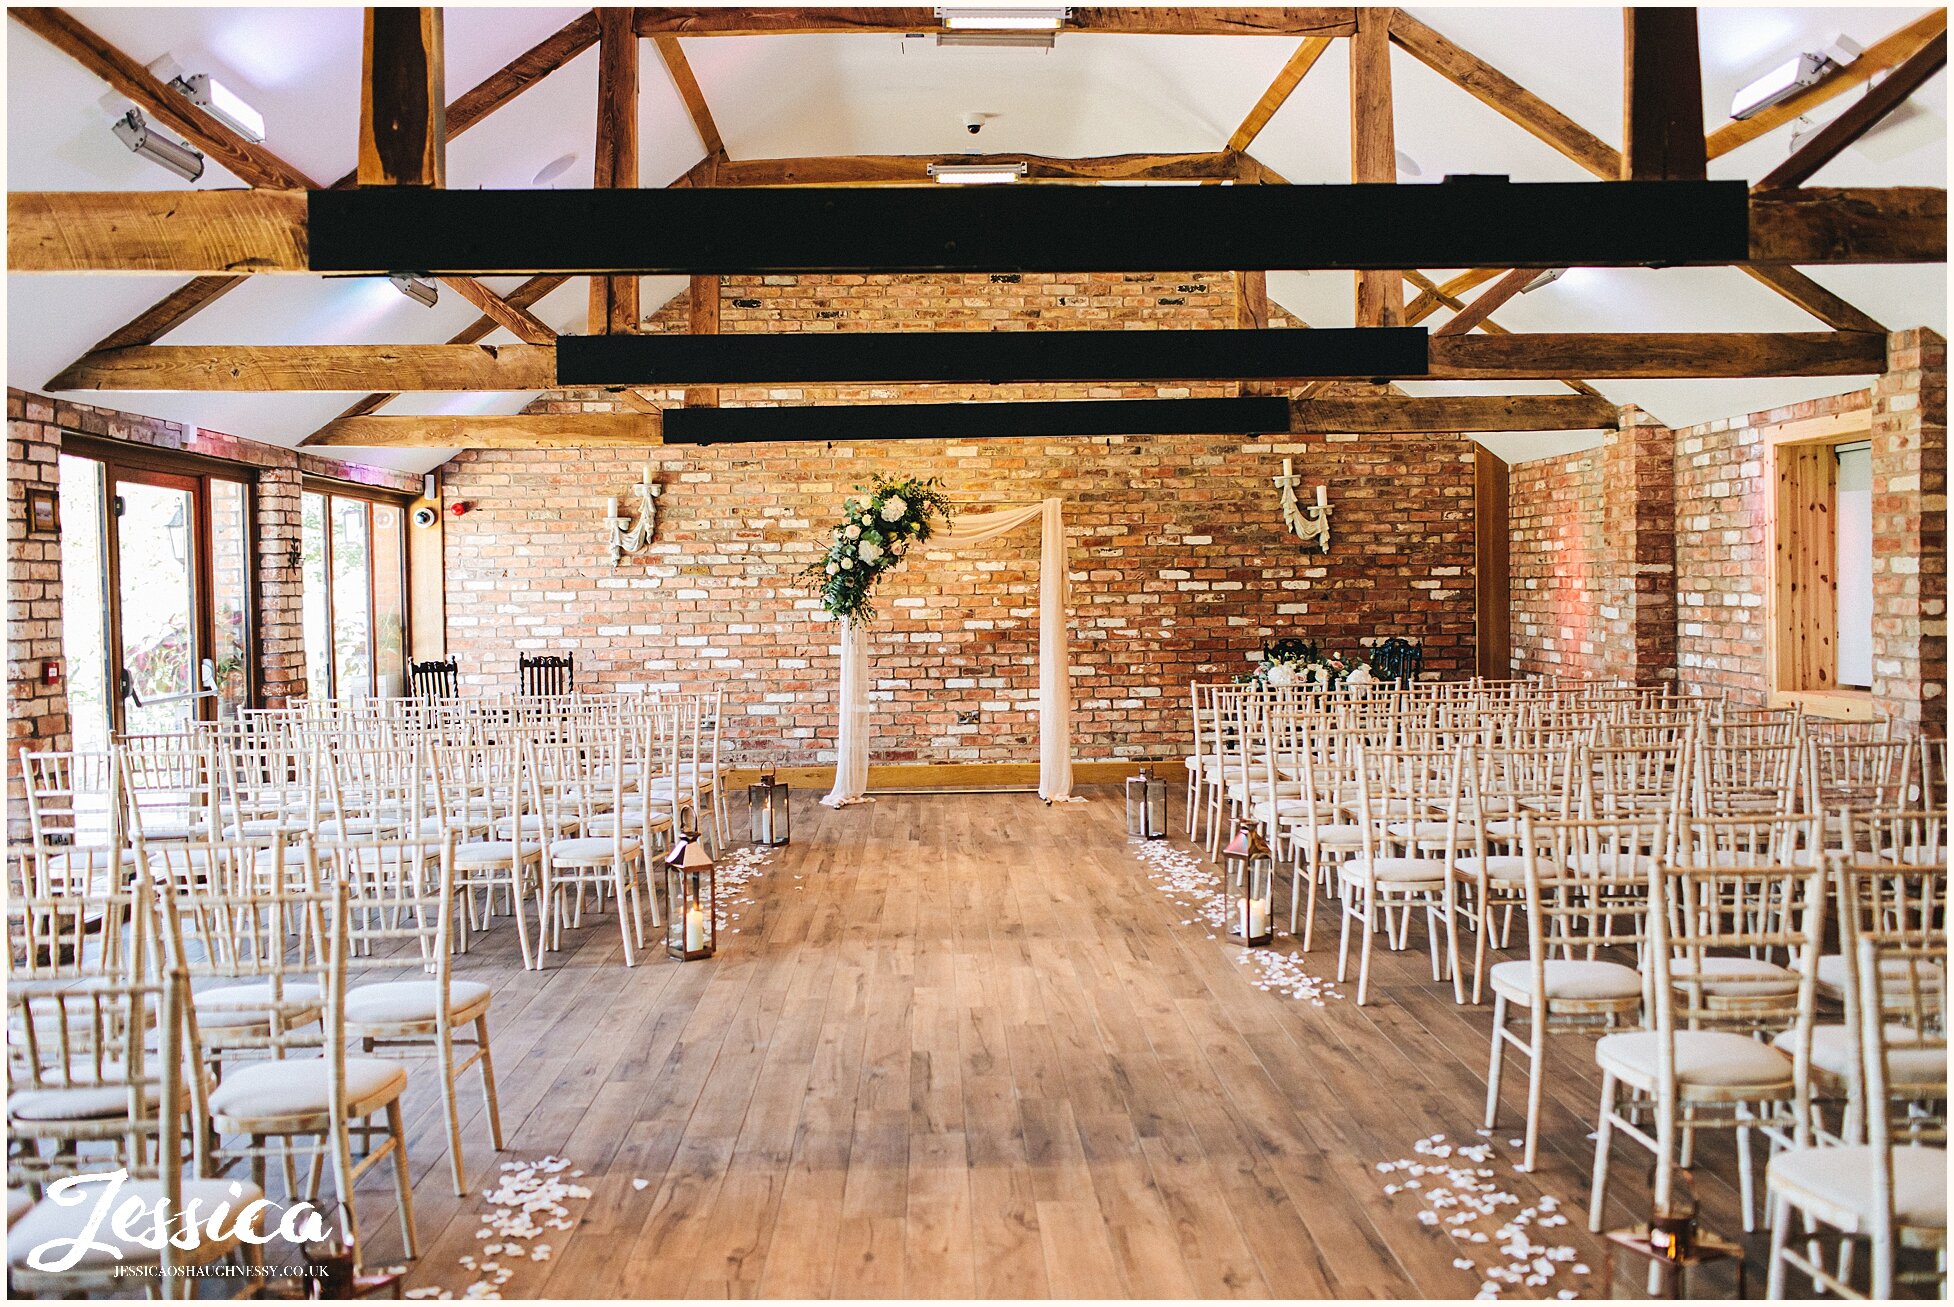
1273,457 -> 1331,552
606,463 -> 662,566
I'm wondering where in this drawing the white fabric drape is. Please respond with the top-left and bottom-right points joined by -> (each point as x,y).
822,498 -> 1076,806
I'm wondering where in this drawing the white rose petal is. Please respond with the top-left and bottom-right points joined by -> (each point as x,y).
845,524 -> 861,538
880,496 -> 907,521
858,541 -> 883,564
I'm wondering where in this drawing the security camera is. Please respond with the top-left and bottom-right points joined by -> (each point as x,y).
963,113 -> 984,135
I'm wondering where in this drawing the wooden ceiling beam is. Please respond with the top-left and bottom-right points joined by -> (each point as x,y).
1387,11 -> 1619,179
1706,9 -> 1947,160
1228,36 -> 1333,152
1739,266 -> 1885,334
48,332 -> 1888,395
631,8 -> 1358,37
359,7 -> 445,188
436,276 -> 558,344
1623,7 -> 1707,181
1433,268 -> 1534,338
713,151 -> 1247,186
1349,8 -> 1403,327
1749,186 -> 1945,264
589,8 -> 639,336
310,413 -> 661,447
655,35 -> 724,156
1756,30 -> 1947,192
1290,393 -> 1618,432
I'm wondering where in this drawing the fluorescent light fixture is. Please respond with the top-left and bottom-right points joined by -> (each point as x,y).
936,30 -> 1056,47
1729,52 -> 1832,120
927,162 -> 1028,184
936,7 -> 1068,30
389,273 -> 440,308
170,73 -> 265,143
1521,268 -> 1565,293
110,108 -> 204,182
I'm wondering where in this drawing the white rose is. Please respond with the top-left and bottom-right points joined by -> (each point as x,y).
880,496 -> 907,522
826,563 -> 839,576
845,524 -> 861,539
1264,663 -> 1297,687
858,541 -> 883,564
840,558 -> 854,570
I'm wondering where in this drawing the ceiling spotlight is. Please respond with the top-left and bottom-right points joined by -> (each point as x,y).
1729,51 -> 1836,120
110,108 -> 204,182
936,7 -> 1069,31
389,273 -> 440,308
928,161 -> 1028,184
1521,268 -> 1565,293
169,73 -> 265,143
936,30 -> 1056,47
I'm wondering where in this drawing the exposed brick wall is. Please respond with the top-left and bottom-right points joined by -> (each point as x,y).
1598,408 -> 1677,685
1510,333 -> 1945,732
4,387 -> 416,832
442,272 -> 1479,766
1872,329 -> 1948,734
1508,446 -> 1604,679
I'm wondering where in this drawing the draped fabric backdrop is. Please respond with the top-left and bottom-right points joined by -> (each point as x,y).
823,498 -> 1077,806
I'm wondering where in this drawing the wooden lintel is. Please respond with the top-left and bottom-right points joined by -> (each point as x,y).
359,7 -> 446,188
306,413 -> 661,448
1289,394 -> 1618,432
1622,7 -> 1707,181
631,7 -> 1358,37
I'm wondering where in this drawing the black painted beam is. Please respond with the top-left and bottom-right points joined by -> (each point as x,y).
659,397 -> 1293,445
308,179 -> 1750,275
558,327 -> 1428,386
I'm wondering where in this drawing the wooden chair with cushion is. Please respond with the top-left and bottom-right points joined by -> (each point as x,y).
1587,857 -> 1826,1235
1485,812 -> 1661,1173
7,971 -> 267,1298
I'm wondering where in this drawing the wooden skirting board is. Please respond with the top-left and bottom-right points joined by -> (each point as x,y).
722,759 -> 1179,791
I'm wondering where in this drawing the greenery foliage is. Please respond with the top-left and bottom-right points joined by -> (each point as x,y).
800,476 -> 955,625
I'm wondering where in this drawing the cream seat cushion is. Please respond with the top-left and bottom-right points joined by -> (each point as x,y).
10,1083 -> 142,1122
346,979 -> 492,1026
8,1188 -> 31,1224
1342,856 -> 1447,885
549,836 -> 643,864
1596,1029 -> 1793,1092
1490,959 -> 1642,1004
1772,1023 -> 1948,1087
208,1056 -> 406,1126
1768,1145 -> 1947,1233
1452,853 -> 1538,884
1668,955 -> 1798,998
1801,953 -> 1945,996
8,1178 -> 264,1269
194,981 -> 324,1029
454,839 -> 543,868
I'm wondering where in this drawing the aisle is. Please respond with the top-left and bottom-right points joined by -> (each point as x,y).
357,789 -> 1763,1300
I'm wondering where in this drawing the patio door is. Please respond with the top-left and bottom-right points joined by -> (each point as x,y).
112,472 -> 203,736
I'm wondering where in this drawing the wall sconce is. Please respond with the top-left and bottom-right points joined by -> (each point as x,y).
607,462 -> 662,566
1274,457 -> 1331,552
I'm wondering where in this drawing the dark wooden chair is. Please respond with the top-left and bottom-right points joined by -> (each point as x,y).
518,652 -> 574,697
410,657 -> 459,701
1370,637 -> 1423,684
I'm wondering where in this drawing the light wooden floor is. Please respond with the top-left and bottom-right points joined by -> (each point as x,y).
331,789 -> 1801,1299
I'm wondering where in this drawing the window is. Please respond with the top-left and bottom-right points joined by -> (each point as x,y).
1766,412 -> 1877,716
57,444 -> 255,743
301,486 -> 409,699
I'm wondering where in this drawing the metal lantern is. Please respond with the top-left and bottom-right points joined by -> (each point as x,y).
1222,820 -> 1276,947
1125,765 -> 1168,839
664,830 -> 716,961
748,770 -> 791,847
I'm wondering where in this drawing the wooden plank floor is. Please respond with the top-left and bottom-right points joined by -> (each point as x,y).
322,788 -> 1841,1299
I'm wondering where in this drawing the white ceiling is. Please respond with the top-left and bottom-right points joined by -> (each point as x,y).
6,4 -> 1945,472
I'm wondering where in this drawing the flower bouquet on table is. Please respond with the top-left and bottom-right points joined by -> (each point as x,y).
1247,637 -> 1358,689
800,475 -> 955,624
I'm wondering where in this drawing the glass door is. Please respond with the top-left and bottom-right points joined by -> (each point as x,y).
112,472 -> 202,736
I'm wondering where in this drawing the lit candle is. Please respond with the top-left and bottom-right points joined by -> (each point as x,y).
1239,897 -> 1269,940
685,904 -> 707,952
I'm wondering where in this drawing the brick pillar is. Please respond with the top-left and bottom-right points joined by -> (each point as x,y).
1870,328 -> 1947,738
255,466 -> 308,705
7,392 -> 69,841
1598,406 -> 1677,684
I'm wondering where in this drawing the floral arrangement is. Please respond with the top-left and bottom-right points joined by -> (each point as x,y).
1247,636 -> 1372,689
801,475 -> 955,624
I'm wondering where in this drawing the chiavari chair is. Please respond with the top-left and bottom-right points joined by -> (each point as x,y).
15,748 -> 131,896
117,733 -> 221,844
431,735 -> 543,971
532,734 -> 650,966
1337,741 -> 1463,1005
1452,740 -> 1578,1004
